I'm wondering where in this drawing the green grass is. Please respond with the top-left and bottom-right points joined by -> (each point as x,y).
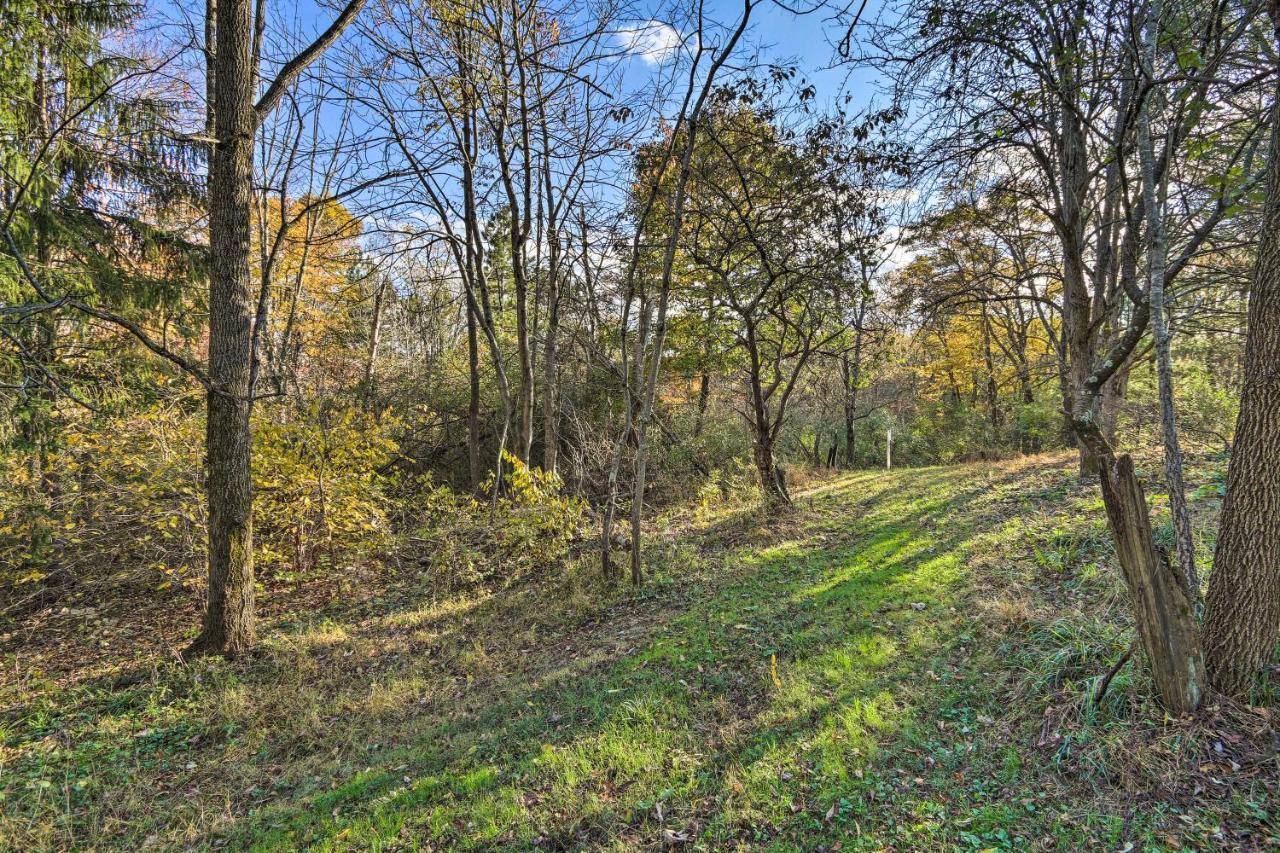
3,453 -> 1276,850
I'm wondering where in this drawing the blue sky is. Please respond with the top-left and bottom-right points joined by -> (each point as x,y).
151,0 -> 886,111
147,0 -> 897,241
612,0 -> 887,114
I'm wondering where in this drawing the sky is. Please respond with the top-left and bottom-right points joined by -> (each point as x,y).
149,0 -> 889,114
612,0 -> 888,114
145,0 -> 901,258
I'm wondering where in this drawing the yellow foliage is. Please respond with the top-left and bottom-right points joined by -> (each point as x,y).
411,451 -> 588,595
0,401 -> 399,590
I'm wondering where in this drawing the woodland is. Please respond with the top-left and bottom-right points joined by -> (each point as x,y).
1,0 -> 1279,848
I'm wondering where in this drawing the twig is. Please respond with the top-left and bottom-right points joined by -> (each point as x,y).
1094,642 -> 1136,705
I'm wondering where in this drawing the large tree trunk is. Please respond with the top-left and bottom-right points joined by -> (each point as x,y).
752,428 -> 789,506
744,320 -> 790,506
1054,22 -> 1101,477
1099,370 -> 1125,447
1203,43 -> 1280,696
188,0 -> 363,657
189,0 -> 256,658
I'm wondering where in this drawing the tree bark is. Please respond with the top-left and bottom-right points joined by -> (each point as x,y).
744,321 -> 791,506
188,0 -> 365,658
843,407 -> 857,467
1137,0 -> 1198,596
189,0 -> 256,658
1096,454 -> 1205,713
752,429 -> 788,506
1203,34 -> 1280,696
1053,14 -> 1102,476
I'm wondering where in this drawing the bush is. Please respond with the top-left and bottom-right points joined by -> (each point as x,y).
0,401 -> 400,598
253,402 -> 399,580
408,452 -> 588,595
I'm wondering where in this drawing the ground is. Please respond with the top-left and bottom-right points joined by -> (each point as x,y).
2,453 -> 1277,850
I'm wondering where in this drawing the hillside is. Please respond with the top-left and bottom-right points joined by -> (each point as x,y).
3,453 -> 1276,850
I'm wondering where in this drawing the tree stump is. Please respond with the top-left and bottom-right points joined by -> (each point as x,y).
1097,454 -> 1204,713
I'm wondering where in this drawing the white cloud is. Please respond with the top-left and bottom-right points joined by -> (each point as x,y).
615,21 -> 682,66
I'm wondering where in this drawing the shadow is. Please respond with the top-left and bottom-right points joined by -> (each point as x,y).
4,452 -> 1101,849
198,458 -> 1070,849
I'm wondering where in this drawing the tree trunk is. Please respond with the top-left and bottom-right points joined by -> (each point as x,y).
1097,454 -> 1205,713
539,100 -> 562,477
361,276 -> 386,412
466,296 -> 482,491
514,248 -> 534,463
541,250 -> 561,475
188,0 -> 363,657
692,371 -> 710,439
980,308 -> 1001,437
1055,37 -> 1100,476
752,429 -> 788,506
841,301 -> 865,468
1203,40 -> 1280,696
23,38 -> 56,569
1099,370 -> 1125,447
1137,0 -> 1198,596
1056,360 -> 1075,450
844,408 -> 856,467
1069,260 -> 1204,712
189,0 -> 256,658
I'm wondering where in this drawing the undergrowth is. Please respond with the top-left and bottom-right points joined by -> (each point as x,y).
1,452 -> 1276,850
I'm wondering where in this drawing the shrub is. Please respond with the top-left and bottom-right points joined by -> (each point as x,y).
408,452 -> 588,595
253,402 -> 399,580
0,401 -> 399,598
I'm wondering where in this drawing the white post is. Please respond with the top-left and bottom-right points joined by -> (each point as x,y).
886,427 -> 893,470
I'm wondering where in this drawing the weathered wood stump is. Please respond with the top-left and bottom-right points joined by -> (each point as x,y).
1097,454 -> 1204,713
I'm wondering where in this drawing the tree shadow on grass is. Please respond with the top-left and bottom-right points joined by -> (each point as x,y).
0,455 -> 1087,849
211,460 -> 1059,849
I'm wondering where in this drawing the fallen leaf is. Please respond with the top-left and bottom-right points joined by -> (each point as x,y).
662,828 -> 689,845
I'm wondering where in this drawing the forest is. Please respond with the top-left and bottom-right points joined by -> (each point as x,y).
1,0 -> 1278,848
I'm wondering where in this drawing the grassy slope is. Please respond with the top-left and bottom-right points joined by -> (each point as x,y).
2,453 -> 1276,850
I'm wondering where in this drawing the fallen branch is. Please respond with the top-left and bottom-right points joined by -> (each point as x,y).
1094,641 -> 1136,706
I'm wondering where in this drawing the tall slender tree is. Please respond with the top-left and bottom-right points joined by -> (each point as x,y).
187,0 -> 367,658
